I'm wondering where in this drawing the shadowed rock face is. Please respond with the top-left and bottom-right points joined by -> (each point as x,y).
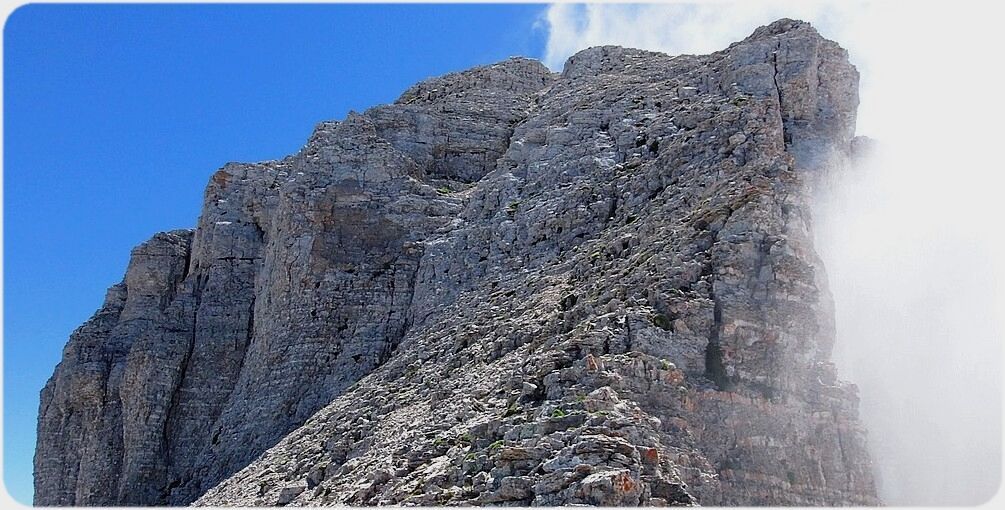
34,19 -> 878,506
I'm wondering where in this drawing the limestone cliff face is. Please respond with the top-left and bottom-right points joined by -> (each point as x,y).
34,19 -> 877,506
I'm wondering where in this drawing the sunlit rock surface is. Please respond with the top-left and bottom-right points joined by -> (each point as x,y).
35,19 -> 877,506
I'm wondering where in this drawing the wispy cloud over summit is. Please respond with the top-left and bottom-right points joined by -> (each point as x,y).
541,2 -> 874,129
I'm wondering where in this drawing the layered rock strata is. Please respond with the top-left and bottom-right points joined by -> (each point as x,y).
35,19 -> 877,506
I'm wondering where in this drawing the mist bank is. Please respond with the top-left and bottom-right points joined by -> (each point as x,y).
816,142 -> 1001,505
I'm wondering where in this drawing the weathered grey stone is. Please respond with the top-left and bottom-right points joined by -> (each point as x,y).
276,485 -> 306,506
35,19 -> 877,507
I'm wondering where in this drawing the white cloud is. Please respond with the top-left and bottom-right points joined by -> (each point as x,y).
542,1 -> 881,133
543,2 -> 861,65
542,1 -> 1005,505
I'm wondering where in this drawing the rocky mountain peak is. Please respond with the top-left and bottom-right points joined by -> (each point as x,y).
35,19 -> 877,507
745,17 -> 816,40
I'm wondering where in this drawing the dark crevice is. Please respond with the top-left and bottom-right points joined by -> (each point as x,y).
252,221 -> 266,245
161,235 -> 196,311
241,295 -> 255,354
558,293 -> 578,311
181,237 -> 194,280
704,289 -> 732,391
771,42 -> 792,146
701,204 -> 738,392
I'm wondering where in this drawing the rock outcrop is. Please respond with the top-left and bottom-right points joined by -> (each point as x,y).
35,19 -> 878,506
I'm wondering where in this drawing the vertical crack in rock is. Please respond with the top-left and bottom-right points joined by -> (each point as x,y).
704,288 -> 731,391
771,41 -> 791,148
36,19 -> 877,507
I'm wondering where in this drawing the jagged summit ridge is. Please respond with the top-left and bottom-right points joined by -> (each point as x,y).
35,19 -> 876,507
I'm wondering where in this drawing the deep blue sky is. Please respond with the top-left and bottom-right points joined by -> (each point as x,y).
3,4 -> 548,503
